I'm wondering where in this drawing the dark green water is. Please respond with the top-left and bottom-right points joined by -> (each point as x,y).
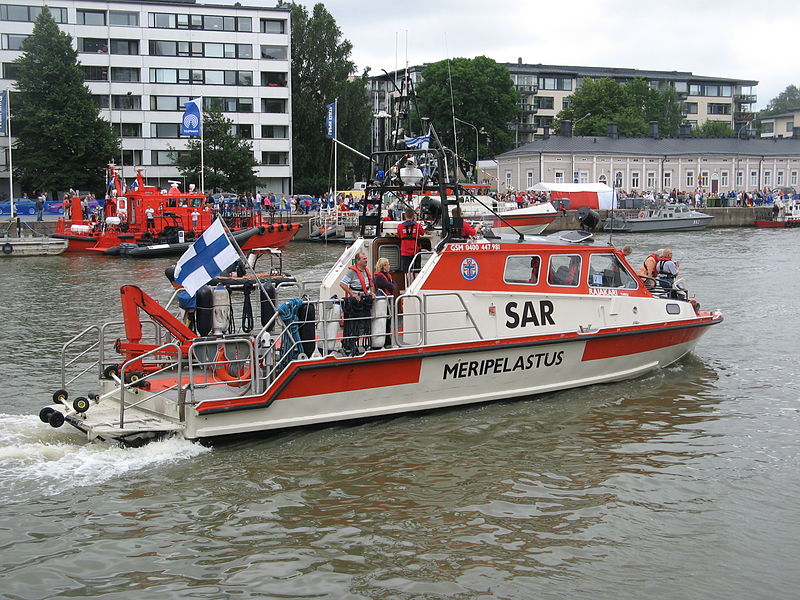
1,230 -> 798,599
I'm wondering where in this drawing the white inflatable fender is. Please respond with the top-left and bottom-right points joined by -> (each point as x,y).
324,301 -> 342,353
371,294 -> 390,349
212,285 -> 231,335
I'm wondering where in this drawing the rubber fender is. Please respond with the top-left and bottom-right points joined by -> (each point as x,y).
195,284 -> 214,336
259,282 -> 276,331
297,301 -> 316,357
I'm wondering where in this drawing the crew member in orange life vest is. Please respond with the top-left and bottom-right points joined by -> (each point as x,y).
397,208 -> 426,274
339,251 -> 375,299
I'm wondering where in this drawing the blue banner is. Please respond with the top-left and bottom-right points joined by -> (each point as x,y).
181,98 -> 202,137
0,91 -> 7,136
325,102 -> 336,139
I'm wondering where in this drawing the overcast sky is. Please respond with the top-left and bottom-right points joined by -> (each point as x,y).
307,0 -> 799,110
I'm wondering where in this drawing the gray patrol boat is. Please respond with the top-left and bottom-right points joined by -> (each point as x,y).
603,202 -> 713,232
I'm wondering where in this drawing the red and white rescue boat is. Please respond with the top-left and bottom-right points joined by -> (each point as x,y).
38,146 -> 722,445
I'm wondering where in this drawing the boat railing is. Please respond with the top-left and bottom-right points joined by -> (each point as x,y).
395,291 -> 483,346
60,325 -> 101,390
118,342 -> 182,428
185,336 -> 257,402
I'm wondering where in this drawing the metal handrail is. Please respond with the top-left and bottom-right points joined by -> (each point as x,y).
119,342 -> 181,429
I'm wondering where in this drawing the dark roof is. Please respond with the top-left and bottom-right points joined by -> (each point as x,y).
497,135 -> 800,158
500,62 -> 757,86
761,108 -> 800,120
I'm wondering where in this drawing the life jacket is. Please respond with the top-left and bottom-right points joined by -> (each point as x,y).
642,253 -> 658,275
397,220 -> 423,256
656,258 -> 675,282
347,265 -> 373,295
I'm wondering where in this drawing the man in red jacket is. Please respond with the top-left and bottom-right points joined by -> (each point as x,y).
397,208 -> 426,278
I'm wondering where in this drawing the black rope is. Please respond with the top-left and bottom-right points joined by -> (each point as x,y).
241,281 -> 254,333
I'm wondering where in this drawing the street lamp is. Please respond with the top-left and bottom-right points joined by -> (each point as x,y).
573,112 -> 592,132
454,117 -> 479,182
737,123 -> 750,139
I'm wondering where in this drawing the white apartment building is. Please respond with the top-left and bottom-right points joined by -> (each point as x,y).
0,0 -> 291,197
369,62 -> 758,148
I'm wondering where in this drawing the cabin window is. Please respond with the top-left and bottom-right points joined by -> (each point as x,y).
548,255 -> 581,287
504,255 -> 541,285
588,254 -> 638,289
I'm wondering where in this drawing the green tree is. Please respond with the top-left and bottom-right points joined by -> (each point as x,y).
762,85 -> 800,116
173,106 -> 259,193
12,7 -> 119,197
416,57 -> 519,169
554,77 -> 683,137
283,2 -> 371,194
694,120 -> 735,138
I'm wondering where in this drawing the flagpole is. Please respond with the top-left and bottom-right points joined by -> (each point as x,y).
200,97 -> 205,195
333,97 -> 338,198
4,90 -> 14,219
216,215 -> 277,312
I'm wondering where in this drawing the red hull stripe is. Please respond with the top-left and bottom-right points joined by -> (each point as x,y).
581,325 -> 705,361
196,316 -> 721,415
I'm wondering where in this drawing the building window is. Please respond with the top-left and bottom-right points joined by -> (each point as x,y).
261,72 -> 287,87
700,171 -> 709,187
82,66 -> 108,81
261,152 -> 288,165
685,170 -> 694,187
2,5 -> 65,23
526,171 -> 534,188
1,33 -> 28,50
736,170 -> 743,187
150,69 -> 251,86
646,171 -> 656,188
538,76 -> 572,91
151,12 -> 250,31
151,123 -> 181,138
505,171 -> 512,188
750,170 -> 758,186
577,171 -> 589,184
78,38 -> 107,53
2,62 -> 19,80
262,99 -> 287,113
230,124 -> 253,139
762,122 -> 774,134
599,174 -> 607,184
791,171 -> 798,186
205,97 -> 254,113
721,171 -> 729,187
631,171 -> 640,189
111,67 -> 139,82
554,171 -> 564,184
120,123 -> 141,137
787,122 -> 794,133
663,171 -> 672,189
109,11 -> 139,26
535,96 -> 554,110
152,150 -> 177,166
261,125 -> 288,138
260,45 -> 288,60
707,103 -> 731,115
764,171 -> 772,186
562,98 -> 571,109
122,150 -> 143,165
777,170 -> 784,186
260,19 -> 286,34
684,102 -> 698,114
77,9 -> 106,26
110,39 -> 139,55
91,95 -> 109,109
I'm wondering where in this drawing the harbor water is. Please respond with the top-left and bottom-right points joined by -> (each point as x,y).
1,229 -> 798,599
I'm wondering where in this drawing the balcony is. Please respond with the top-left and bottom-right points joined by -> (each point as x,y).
735,94 -> 757,104
735,111 -> 755,122
521,105 -> 539,114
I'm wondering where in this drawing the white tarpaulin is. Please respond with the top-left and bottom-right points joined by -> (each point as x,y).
528,182 -> 617,209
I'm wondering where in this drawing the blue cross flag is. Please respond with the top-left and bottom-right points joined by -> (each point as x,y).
174,218 -> 238,296
404,135 -> 429,150
181,98 -> 202,137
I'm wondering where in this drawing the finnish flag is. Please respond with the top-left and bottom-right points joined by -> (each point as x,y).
404,135 -> 429,150
174,218 -> 238,296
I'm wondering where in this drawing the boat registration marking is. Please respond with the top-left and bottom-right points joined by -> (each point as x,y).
443,350 -> 564,379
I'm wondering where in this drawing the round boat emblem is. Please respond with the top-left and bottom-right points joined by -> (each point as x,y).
460,256 -> 479,281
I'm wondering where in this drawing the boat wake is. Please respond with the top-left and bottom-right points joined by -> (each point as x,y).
0,413 -> 209,502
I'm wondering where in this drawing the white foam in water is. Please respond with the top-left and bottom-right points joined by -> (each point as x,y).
0,413 -> 210,500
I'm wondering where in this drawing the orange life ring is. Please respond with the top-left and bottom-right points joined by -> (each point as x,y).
637,211 -> 647,218
213,347 -> 251,387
